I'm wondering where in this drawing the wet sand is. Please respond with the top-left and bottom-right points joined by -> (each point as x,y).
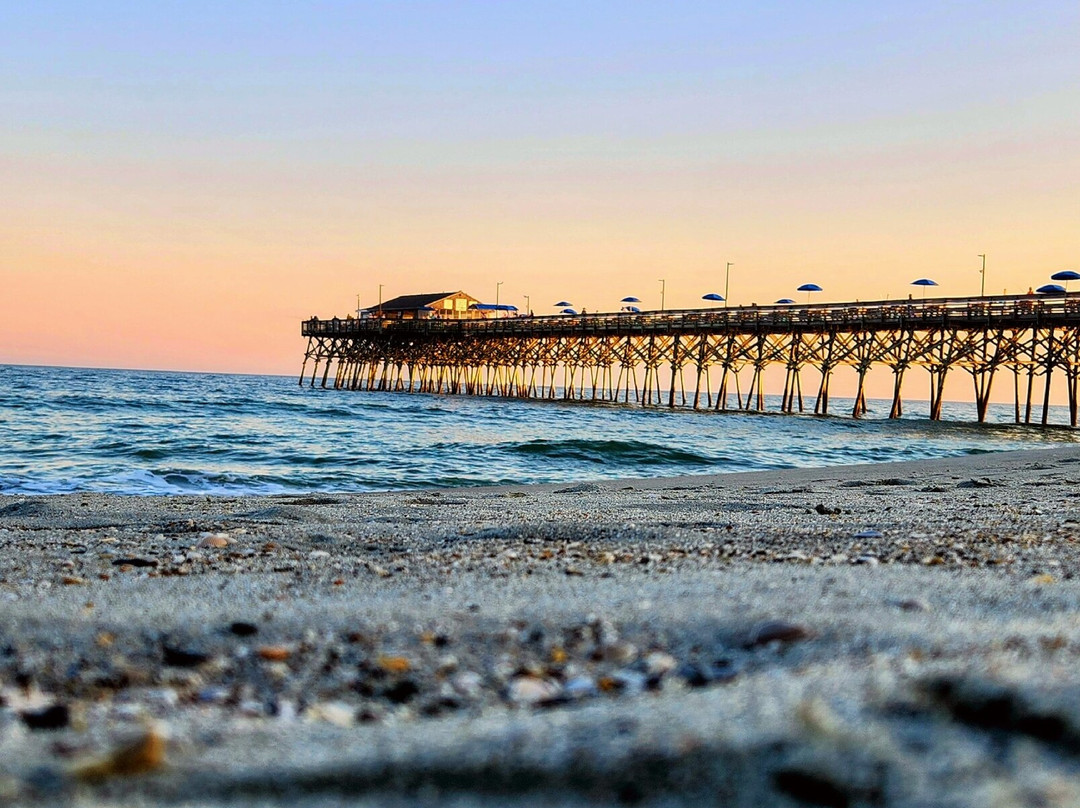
2,446 -> 1080,806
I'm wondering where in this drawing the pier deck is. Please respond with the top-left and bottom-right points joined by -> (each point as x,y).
300,294 -> 1080,425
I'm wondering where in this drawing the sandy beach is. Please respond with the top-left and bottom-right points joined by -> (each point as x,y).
3,446 -> 1080,806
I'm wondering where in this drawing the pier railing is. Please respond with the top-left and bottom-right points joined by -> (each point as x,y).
303,294 -> 1080,338
300,293 -> 1080,426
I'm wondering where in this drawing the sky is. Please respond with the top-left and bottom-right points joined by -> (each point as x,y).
2,1 -> 1078,378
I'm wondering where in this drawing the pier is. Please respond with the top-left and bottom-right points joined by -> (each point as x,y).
300,294 -> 1080,425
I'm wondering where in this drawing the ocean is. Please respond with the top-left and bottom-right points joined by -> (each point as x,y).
1,364 -> 1077,496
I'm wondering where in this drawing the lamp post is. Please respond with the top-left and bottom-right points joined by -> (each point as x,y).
524,294 -> 530,315
659,279 -> 666,311
496,281 -> 503,308
978,254 -> 986,297
725,262 -> 733,307
378,284 -> 384,317
355,294 -> 362,318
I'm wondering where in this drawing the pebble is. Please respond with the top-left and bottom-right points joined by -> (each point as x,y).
450,671 -> 484,699
853,555 -> 880,566
73,726 -> 166,780
644,651 -> 678,678
238,700 -> 265,717
257,645 -> 292,662
745,620 -> 813,648
378,655 -> 412,674
563,676 -> 599,699
162,644 -> 210,668
196,535 -> 231,549
601,641 -> 638,665
607,669 -> 647,694
20,704 -> 70,731
506,675 -> 561,705
228,621 -> 259,637
890,598 -> 930,612
111,558 -> 157,568
306,701 -> 354,727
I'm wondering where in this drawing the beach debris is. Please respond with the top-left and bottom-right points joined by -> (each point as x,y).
958,477 -> 1001,488
228,621 -> 259,636
745,619 -> 813,648
814,504 -> 842,515
853,529 -> 883,539
20,704 -> 70,731
72,726 -> 166,781
111,558 -> 157,568
554,482 -> 601,494
841,477 -> 915,487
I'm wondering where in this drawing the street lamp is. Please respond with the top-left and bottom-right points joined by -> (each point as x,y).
658,279 -> 666,311
978,254 -> 986,297
378,284 -> 384,317
496,281 -> 503,307
725,262 -> 733,307
524,294 -> 530,314
355,293 -> 362,318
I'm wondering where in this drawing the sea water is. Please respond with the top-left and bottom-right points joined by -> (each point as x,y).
1,364 -> 1077,495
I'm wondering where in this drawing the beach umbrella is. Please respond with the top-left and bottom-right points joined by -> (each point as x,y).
560,307 -> 579,314
797,283 -> 822,304
774,298 -> 795,304
621,305 -> 641,313
620,296 -> 641,303
554,301 -> 572,308
910,278 -> 938,299
1051,270 -> 1080,293
1036,284 -> 1066,295
702,293 -> 725,302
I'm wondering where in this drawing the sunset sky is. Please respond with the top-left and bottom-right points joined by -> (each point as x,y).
3,1 -> 1078,377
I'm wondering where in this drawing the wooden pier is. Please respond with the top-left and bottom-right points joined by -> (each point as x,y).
300,294 -> 1080,425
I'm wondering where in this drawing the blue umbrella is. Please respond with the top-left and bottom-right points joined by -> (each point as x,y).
621,305 -> 641,313
911,278 -> 938,299
702,293 -> 725,302
1051,270 -> 1080,293
554,300 -> 572,308
1037,284 -> 1066,295
797,283 -> 822,303
620,296 -> 641,303
560,307 -> 579,314
775,298 -> 795,304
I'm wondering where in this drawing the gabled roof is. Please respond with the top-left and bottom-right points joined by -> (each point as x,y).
372,292 -> 460,311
